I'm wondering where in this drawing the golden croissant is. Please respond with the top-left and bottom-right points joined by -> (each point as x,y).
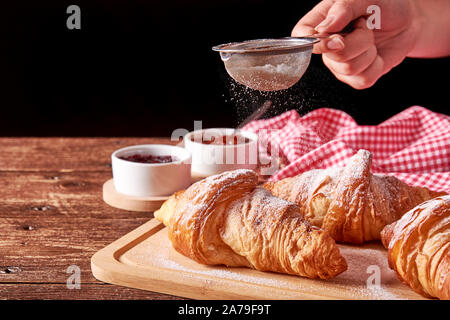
381,195 -> 449,300
264,150 -> 445,243
154,169 -> 347,279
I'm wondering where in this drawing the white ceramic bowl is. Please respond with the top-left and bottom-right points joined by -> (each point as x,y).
184,128 -> 258,178
111,144 -> 191,197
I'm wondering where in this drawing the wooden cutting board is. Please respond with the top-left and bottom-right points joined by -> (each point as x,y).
91,219 -> 427,300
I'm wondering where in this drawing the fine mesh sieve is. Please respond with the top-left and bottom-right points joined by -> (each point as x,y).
212,37 -> 319,91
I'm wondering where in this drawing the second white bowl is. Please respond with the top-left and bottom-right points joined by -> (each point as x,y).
184,128 -> 258,178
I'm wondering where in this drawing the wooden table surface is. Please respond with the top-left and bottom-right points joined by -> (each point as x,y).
0,137 -> 184,300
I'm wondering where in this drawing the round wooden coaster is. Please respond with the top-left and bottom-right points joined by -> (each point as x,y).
103,179 -> 169,212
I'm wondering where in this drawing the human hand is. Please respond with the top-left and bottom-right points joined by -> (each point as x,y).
292,0 -> 421,89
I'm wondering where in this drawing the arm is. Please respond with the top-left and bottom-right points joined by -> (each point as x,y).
409,0 -> 450,57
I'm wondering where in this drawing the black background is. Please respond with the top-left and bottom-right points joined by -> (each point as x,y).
1,0 -> 448,137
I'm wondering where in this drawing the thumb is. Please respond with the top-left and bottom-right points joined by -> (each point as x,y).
315,0 -> 375,33
291,24 -> 316,38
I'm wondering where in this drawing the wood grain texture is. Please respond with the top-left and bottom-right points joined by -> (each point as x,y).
0,284 -> 185,300
0,171 -> 152,218
0,138 -> 178,172
0,137 -> 182,299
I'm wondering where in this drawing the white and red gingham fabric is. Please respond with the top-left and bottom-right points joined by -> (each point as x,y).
243,106 -> 450,193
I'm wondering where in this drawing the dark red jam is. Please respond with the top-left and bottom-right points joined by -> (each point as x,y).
191,134 -> 250,145
119,154 -> 177,164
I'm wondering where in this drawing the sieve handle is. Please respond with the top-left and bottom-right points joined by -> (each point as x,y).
308,20 -> 356,39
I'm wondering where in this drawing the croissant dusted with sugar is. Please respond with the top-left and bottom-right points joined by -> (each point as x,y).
154,169 -> 347,279
264,150 -> 445,243
381,196 -> 450,300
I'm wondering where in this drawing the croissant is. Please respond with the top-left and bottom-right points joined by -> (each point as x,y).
154,169 -> 347,279
381,195 -> 449,300
264,150 -> 445,243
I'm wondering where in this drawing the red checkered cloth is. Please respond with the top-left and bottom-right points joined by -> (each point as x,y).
243,106 -> 450,193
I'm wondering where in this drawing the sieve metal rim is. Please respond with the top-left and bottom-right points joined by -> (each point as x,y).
212,37 -> 320,54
